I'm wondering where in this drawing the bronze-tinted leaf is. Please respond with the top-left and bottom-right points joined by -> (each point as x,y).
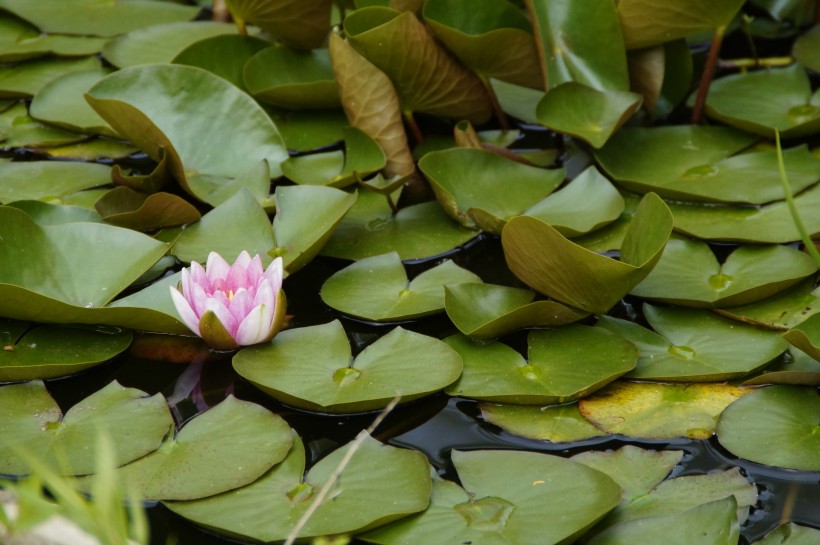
224,0 -> 333,50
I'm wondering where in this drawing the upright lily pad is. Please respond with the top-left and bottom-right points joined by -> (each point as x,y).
0,380 -> 172,475
419,147 -> 565,232
502,192 -> 673,314
362,449 -> 622,545
102,22 -> 237,68
445,283 -> 589,339
597,304 -> 789,381
444,326 -> 638,404
233,320 -> 463,413
0,320 -> 132,381
94,187 -> 201,231
76,396 -> 294,500
224,0 -> 333,50
244,45 -> 339,110
631,239 -> 817,307
0,55 -> 100,97
579,381 -> 750,439
320,252 -> 481,321
165,434 -> 431,542
29,68 -> 115,136
703,65 -> 820,138
716,385 -> 820,471
86,64 -> 288,199
172,34 -> 270,92
480,402 -> 607,442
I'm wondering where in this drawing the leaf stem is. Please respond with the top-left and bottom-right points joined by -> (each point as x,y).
385,192 -> 399,214
775,129 -> 820,268
403,111 -> 424,145
691,25 -> 726,125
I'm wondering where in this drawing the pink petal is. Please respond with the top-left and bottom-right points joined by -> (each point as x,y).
189,282 -> 210,318
264,257 -> 284,292
225,260 -> 248,295
235,304 -> 273,345
170,286 -> 201,336
228,288 -> 254,324
206,252 -> 230,283
252,277 -> 275,310
246,254 -> 264,286
205,298 -> 239,339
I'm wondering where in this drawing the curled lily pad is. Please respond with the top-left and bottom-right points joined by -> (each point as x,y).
225,0 -> 333,50
0,103 -> 86,149
579,381 -> 750,439
502,192 -> 672,314
717,385 -> 820,471
716,279 -> 820,330
0,55 -> 100,98
703,65 -> 820,138
172,34 -> 270,92
0,320 -> 132,381
445,283 -> 588,339
784,313 -> 820,360
165,433 -> 431,542
480,402 -> 606,442
94,187 -> 201,231
362,449 -> 622,545
244,45 -> 339,109
76,396 -> 294,500
102,22 -> 237,68
232,320 -> 463,413
444,326 -> 638,404
320,252 -> 481,321
86,64 -> 288,199
0,380 -> 172,475
598,304 -> 789,381
29,68 -> 116,136
631,239 -> 817,308
419,147 -> 565,232
742,347 -> 820,386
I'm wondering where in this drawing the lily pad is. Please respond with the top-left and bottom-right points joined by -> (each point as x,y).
5,200 -> 100,225
444,326 -> 638,404
271,184 -> 358,273
0,34 -> 106,63
362,449 -> 622,545
480,402 -> 607,442
784,313 -> 820,360
755,523 -> 820,545
232,320 -> 463,413
272,108 -> 349,153
0,320 -> 132,381
172,34 -> 270,92
793,26 -> 820,73
320,252 -> 481,321
0,103 -> 87,149
102,22 -> 237,68
523,165 -> 625,237
77,396 -> 294,500
418,147 -> 565,232
0,380 -> 172,475
164,433 -> 431,542
491,78 -> 542,124
579,381 -> 750,439
444,283 -> 589,339
320,189 -> 477,261
224,0 -> 333,50
597,304 -> 789,381
29,68 -> 115,136
502,192 -> 673,314
0,55 -> 101,98
41,138 -> 138,161
631,239 -> 817,307
716,385 -> 820,471
703,65 -> 820,138
571,446 -> 683,501
94,187 -> 202,231
716,279 -> 820,330
244,45 -> 339,109
741,347 -> 820,386
86,64 -> 288,199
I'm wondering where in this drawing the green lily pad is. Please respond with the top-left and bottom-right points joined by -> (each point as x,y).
793,26 -> 820,73
717,385 -> 820,471
271,184 -> 358,273
421,0 -> 542,89
224,0 -> 333,50
571,446 -> 683,501
0,380 -> 172,475
536,83 -> 642,148
41,138 -> 139,161
164,433 -> 431,542
232,320 -> 463,413
742,347 -> 820,386
320,189 -> 477,261
171,188 -> 274,265
0,103 -> 87,149
523,165 -> 625,237
598,304 -> 789,381
579,381 -> 750,439
418,147 -> 565,232
631,239 -> 817,307
755,523 -> 820,545
502,192 -> 672,314
716,279 -> 820,330
0,161 -> 111,203
111,148 -> 172,195
0,0 -> 199,37
0,55 -> 101,98
703,65 -> 820,139
244,45 -> 339,109
320,252 -> 481,321
172,34 -> 270,92
272,108 -> 349,152
94,187 -> 201,231
362,449 -> 622,545
444,283 -> 589,339
784,313 -> 820,360
480,402 -> 607,442
102,22 -> 237,68
444,326 -> 638,404
5,200 -> 100,225
573,191 -> 641,253
77,396 -> 293,500
0,320 -> 132,381
86,64 -> 288,199
0,33 -> 106,63
29,68 -> 116,136
669,182 -> 820,243
491,78 -> 543,124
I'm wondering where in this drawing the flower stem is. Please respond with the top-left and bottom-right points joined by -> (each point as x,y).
775,129 -> 820,268
691,25 -> 726,125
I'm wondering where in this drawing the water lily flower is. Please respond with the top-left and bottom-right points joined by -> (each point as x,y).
170,252 -> 286,350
